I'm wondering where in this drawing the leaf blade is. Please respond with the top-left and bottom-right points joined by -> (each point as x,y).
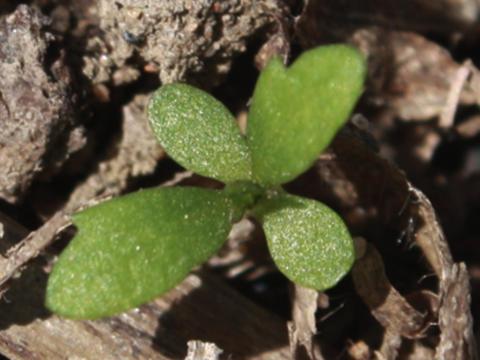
247,45 -> 366,186
46,187 -> 238,319
148,83 -> 252,183
254,193 -> 354,290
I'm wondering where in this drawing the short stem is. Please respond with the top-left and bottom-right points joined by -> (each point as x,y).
223,181 -> 265,222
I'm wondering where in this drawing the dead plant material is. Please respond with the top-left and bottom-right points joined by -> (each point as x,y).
436,263 -> 477,360
288,124 -> 477,358
407,187 -> 453,279
330,126 -> 456,282
297,14 -> 480,125
288,285 -> 322,360
352,240 -> 429,339
350,30 -> 480,122
254,6 -> 291,70
0,211 -> 70,291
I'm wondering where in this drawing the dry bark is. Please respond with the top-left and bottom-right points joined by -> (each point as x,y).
288,285 -> 322,360
436,263 -> 477,360
349,29 -> 480,123
352,240 -> 429,339
0,211 -> 69,291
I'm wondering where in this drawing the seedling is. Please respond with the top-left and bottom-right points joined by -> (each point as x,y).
46,45 -> 366,319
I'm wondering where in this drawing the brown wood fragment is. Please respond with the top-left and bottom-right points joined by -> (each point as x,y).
293,123 -> 478,357
334,28 -> 480,124
352,240 -> 428,339
329,126 -> 478,358
288,285 -> 323,360
408,186 -> 454,280
0,211 -> 70,291
436,263 -> 478,360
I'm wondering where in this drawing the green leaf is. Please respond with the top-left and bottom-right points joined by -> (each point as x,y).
247,45 -> 366,186
254,192 -> 354,290
148,83 -> 252,183
46,187 -> 239,319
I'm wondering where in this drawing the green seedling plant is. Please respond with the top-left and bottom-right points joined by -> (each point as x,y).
46,45 -> 366,319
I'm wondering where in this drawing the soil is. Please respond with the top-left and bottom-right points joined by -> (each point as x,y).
0,1 -> 479,359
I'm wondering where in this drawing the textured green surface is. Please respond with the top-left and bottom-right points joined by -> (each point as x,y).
148,83 -> 251,183
254,193 -> 354,290
247,45 -> 366,186
47,45 -> 365,319
46,187 -> 238,319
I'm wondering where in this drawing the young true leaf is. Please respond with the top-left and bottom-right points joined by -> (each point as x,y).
254,192 -> 354,290
247,45 -> 366,186
148,83 -> 252,183
46,187 -> 240,319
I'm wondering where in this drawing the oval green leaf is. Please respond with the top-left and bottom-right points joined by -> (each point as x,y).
148,83 -> 252,183
254,193 -> 354,290
46,187 -> 239,319
247,45 -> 366,186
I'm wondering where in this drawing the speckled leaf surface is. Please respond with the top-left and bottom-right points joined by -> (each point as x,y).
247,45 -> 366,186
148,83 -> 251,183
46,187 -> 238,319
254,193 -> 354,290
